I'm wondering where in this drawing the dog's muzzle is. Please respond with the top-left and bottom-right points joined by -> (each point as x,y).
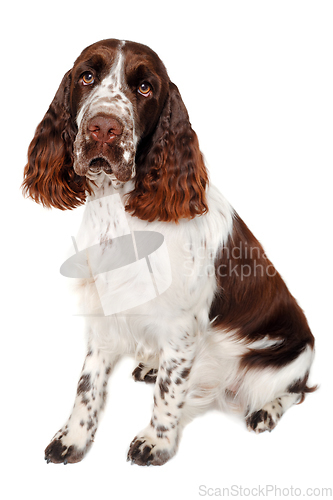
73,109 -> 137,183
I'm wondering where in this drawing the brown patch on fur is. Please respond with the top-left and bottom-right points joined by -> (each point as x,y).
159,377 -> 171,399
180,367 -> 191,379
288,371 -> 318,403
77,374 -> 91,394
209,213 -> 315,369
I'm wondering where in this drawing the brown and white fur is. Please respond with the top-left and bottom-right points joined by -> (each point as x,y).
22,39 -> 316,466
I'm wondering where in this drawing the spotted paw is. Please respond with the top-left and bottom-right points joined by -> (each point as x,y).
132,362 -> 158,384
44,427 -> 93,464
246,399 -> 283,434
127,430 -> 176,466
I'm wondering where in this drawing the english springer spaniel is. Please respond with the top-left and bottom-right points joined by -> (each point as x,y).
22,39 -> 316,466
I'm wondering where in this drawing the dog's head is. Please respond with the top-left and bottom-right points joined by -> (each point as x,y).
23,39 -> 208,222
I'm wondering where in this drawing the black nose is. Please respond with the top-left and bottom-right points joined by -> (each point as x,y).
88,116 -> 123,143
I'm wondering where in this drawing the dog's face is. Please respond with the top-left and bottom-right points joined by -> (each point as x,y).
22,38 -> 208,221
70,39 -> 169,184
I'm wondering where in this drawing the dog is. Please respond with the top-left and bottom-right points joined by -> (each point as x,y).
22,39 -> 316,465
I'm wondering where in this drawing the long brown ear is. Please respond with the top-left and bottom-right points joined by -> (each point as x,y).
125,82 -> 209,222
22,70 -> 92,209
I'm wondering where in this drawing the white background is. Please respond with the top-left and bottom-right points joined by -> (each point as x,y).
2,1 -> 332,498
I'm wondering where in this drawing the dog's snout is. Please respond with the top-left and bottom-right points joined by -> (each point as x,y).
88,115 -> 123,143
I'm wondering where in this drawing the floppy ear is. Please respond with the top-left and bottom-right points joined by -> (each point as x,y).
125,82 -> 209,222
22,70 -> 92,210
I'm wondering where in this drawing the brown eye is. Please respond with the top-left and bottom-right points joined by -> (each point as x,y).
81,72 -> 95,86
138,82 -> 152,96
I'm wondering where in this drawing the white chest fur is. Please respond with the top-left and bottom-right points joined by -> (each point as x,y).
70,176 -> 233,353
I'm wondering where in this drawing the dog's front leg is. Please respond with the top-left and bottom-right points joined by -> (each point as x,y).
45,339 -> 119,464
128,327 -> 197,466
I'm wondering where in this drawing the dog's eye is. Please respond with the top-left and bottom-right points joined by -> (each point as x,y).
81,72 -> 95,86
138,82 -> 152,96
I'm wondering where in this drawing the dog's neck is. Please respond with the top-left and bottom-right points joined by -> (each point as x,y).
87,171 -> 135,202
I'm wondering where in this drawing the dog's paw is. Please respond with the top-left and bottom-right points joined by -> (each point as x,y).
44,427 -> 92,464
127,427 -> 177,466
132,362 -> 158,384
246,400 -> 283,434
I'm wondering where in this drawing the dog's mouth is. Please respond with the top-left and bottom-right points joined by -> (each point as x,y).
89,157 -> 113,174
73,128 -> 136,183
